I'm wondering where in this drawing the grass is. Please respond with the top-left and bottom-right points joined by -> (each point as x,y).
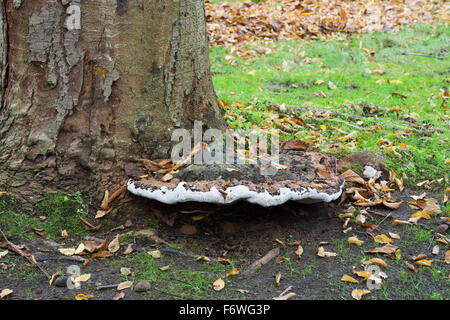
0,191 -> 94,241
210,24 -> 449,186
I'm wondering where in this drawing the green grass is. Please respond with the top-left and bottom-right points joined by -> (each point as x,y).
210,24 -> 449,185
0,191 -> 93,241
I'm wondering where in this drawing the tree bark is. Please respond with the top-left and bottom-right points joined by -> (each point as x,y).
0,0 -> 225,200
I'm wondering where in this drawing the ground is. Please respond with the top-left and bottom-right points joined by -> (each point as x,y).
0,3 -> 449,301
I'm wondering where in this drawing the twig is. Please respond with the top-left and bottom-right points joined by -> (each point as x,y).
279,286 -> 293,297
401,51 -> 444,59
241,247 -> 280,276
96,284 -> 120,290
0,227 -> 51,280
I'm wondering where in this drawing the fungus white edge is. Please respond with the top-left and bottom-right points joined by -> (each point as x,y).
127,179 -> 344,207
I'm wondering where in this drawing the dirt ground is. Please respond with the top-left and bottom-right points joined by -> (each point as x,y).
0,181 -> 448,301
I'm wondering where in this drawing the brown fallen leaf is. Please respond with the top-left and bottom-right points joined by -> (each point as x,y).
123,244 -> 133,255
113,292 -> 125,300
281,140 -> 309,151
317,246 -> 337,257
365,244 -> 398,255
341,169 -> 365,185
388,232 -> 400,240
404,260 -> 417,272
392,219 -> 412,226
382,201 -> 403,210
91,250 -> 113,259
295,244 -> 303,260
29,226 -> 46,236
412,253 -> 427,261
82,238 -> 108,253
445,250 -> 450,264
78,216 -> 102,231
275,273 -> 281,287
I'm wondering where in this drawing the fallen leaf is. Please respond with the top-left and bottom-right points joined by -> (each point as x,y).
369,258 -> 388,268
148,250 -> 161,259
123,244 -> 133,255
374,234 -> 393,244
351,289 -> 371,300
348,236 -> 364,246
389,232 -> 400,240
341,169 -> 365,185
59,248 -> 77,256
117,281 -> 133,291
445,250 -> 450,264
113,292 -> 125,300
414,259 -> 432,267
273,292 -> 296,300
392,219 -> 412,226
108,235 -> 120,253
159,265 -> 170,271
432,245 -> 440,255
75,293 -> 93,300
0,250 -> 8,258
412,253 -> 427,261
295,245 -> 304,260
82,238 -> 108,253
61,230 -> 69,238
275,273 -> 281,287
317,246 -> 337,257
196,255 -> 211,262
217,257 -> 231,265
213,278 -> 225,291
120,267 -> 132,276
404,261 -> 417,272
0,288 -> 13,299
366,244 -> 398,255
79,216 -> 102,231
73,274 -> 91,283
226,268 -> 240,277
341,274 -> 359,283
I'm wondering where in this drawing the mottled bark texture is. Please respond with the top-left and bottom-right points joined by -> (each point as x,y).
0,0 -> 225,200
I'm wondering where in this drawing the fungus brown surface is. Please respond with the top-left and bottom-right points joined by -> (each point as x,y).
127,151 -> 344,207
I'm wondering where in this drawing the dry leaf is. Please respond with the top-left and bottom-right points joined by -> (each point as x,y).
75,293 -> 93,300
348,236 -> 364,246
0,288 -> 13,299
120,267 -> 132,276
226,268 -> 240,277
341,169 -> 365,185
432,245 -> 440,255
444,250 -> 450,264
113,292 -> 125,300
351,289 -> 371,300
59,248 -> 76,256
369,258 -> 388,268
213,278 -> 225,291
404,261 -> 417,272
412,254 -> 427,261
108,235 -> 120,253
159,265 -> 170,271
217,257 -> 231,265
366,244 -> 398,255
79,216 -> 102,231
388,232 -> 400,240
148,250 -> 161,259
275,273 -> 281,287
295,245 -> 304,260
117,281 -> 133,291
73,273 -> 91,283
392,219 -> 412,226
61,230 -> 69,238
374,234 -> 393,244
414,259 -> 432,267
196,255 -> 211,262
317,246 -> 337,257
82,238 -> 108,253
75,243 -> 85,255
341,274 -> 359,283
273,292 -> 296,300
0,250 -> 8,258
123,244 -> 133,255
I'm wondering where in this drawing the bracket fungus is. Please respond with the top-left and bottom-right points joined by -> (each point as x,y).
127,150 -> 344,207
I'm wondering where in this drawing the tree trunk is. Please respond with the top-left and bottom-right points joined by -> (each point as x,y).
0,0 -> 225,200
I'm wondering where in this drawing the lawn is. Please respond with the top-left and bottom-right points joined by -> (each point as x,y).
210,24 -> 449,186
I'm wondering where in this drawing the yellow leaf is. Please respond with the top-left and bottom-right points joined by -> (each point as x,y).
341,274 -> 359,283
315,79 -> 324,85
226,268 -> 240,277
369,258 -> 388,268
353,270 -> 373,280
389,79 -> 403,85
410,211 -> 431,220
374,234 -> 393,244
445,251 -> 450,264
348,236 -> 364,246
0,288 -> 13,299
351,289 -> 371,300
414,259 -> 432,267
73,273 -> 91,283
117,281 -> 133,291
317,246 -> 337,258
196,255 -> 211,262
392,219 -> 412,226
75,293 -> 93,300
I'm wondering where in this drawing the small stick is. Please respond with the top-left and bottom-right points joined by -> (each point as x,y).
96,284 -> 119,290
0,227 -> 51,280
279,286 -> 293,297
